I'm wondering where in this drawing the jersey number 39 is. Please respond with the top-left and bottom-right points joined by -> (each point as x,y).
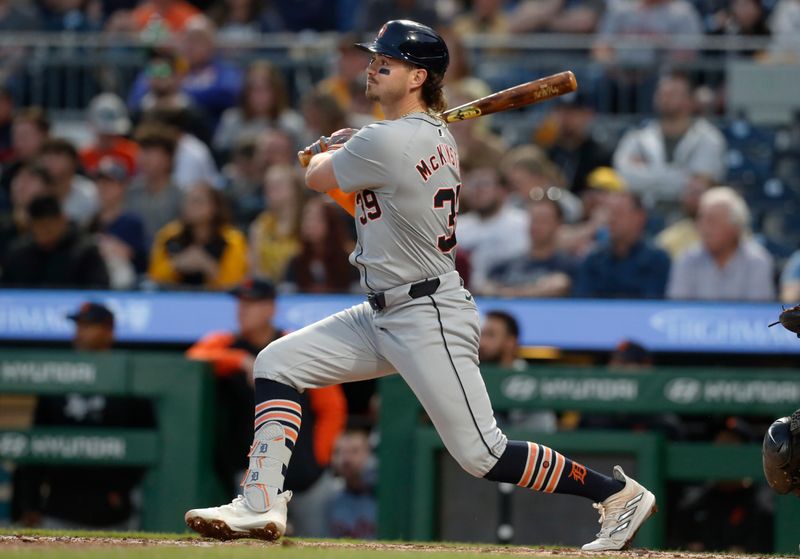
356,186 -> 460,254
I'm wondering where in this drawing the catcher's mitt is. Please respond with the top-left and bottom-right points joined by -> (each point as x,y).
769,305 -> 800,337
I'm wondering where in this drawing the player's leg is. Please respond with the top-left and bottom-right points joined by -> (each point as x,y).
186,302 -> 392,540
377,288 -> 655,551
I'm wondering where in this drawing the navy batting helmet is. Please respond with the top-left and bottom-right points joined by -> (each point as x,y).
763,409 -> 800,494
356,20 -> 449,77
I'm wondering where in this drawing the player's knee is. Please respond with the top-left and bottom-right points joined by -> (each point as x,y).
450,446 -> 496,478
253,337 -> 293,384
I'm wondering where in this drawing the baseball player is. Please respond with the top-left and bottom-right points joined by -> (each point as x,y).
186,20 -> 656,551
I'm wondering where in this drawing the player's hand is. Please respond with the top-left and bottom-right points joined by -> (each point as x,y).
298,128 -> 359,167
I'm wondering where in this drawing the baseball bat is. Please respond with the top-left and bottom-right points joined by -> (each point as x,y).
297,70 -> 578,168
442,70 -> 578,123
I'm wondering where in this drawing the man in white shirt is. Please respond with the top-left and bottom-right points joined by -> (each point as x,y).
457,166 -> 529,291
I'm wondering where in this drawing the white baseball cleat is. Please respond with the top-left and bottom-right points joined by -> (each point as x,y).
185,491 -> 292,541
581,466 -> 657,551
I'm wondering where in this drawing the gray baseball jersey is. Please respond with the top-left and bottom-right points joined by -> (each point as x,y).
331,112 -> 461,292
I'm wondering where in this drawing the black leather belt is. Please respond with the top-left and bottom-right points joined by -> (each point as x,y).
367,277 -> 441,311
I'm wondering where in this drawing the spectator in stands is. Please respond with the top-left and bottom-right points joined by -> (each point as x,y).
499,145 -> 583,223
556,166 -> 619,258
457,166 -> 529,292
355,0 -> 440,33
0,164 -> 51,266
126,124 -> 182,242
39,0 -> 100,31
1,195 -> 109,288
80,93 -> 139,177
508,0 -> 605,34
479,310 -> 557,432
90,157 -> 148,289
221,137 -> 262,227
0,88 -> 14,165
768,0 -> 800,61
326,430 -> 377,539
141,107 -> 220,191
213,60 -> 304,159
130,0 -> 200,34
0,4 -> 41,98
574,191 -> 670,298
129,50 -> 212,143
12,302 -> 155,530
282,196 -> 357,294
39,138 -> 99,228
249,164 -> 303,284
446,80 -> 507,174
175,15 -> 242,129
667,186 -> 775,301
780,249 -> 800,304
253,127 -> 297,178
592,0 -> 703,113
317,35 -> 380,127
655,175 -> 712,259
452,0 -> 510,34
300,91 -> 351,155
708,0 -> 769,44
187,278 -> 347,535
613,72 -> 727,219
546,91 -> 612,196
148,181 -> 248,290
0,107 -> 50,209
208,0 -> 265,43
483,194 -> 575,297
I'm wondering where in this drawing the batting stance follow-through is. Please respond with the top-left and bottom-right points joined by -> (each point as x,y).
185,20 -> 657,551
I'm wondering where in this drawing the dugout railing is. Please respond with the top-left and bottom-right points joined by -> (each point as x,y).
379,366 -> 800,553
0,349 -> 226,532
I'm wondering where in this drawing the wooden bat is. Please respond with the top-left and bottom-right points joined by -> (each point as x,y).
298,71 -> 577,168
442,70 -> 577,122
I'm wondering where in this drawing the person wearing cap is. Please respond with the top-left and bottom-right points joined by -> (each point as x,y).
11,302 -> 155,530
186,278 -> 346,536
0,195 -> 109,288
546,92 -> 613,196
90,157 -> 148,289
80,93 -> 139,178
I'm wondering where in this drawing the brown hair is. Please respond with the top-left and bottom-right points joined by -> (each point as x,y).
14,106 -> 50,134
177,181 -> 232,245
421,71 -> 447,114
135,124 -> 178,158
241,61 -> 290,121
293,198 -> 353,293
40,138 -> 79,164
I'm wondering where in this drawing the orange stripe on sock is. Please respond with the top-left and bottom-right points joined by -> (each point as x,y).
544,452 -> 566,493
256,399 -> 302,415
254,411 -> 301,430
284,426 -> 298,443
532,446 -> 553,491
518,442 -> 538,487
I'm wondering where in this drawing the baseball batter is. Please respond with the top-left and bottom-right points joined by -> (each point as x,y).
186,20 -> 656,551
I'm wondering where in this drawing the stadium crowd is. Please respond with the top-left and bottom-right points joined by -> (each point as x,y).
0,0 -> 798,302
1,0 -> 798,549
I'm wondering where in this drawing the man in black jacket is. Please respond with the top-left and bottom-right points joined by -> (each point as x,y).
12,302 -> 156,529
1,195 -> 109,287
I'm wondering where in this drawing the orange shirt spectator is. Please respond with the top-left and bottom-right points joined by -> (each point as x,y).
132,0 -> 200,33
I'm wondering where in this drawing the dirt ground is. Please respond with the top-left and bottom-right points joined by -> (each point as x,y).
0,533 -> 789,559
